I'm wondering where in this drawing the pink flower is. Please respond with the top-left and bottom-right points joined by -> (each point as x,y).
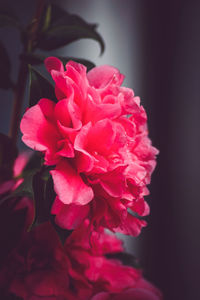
65,219 -> 141,295
20,57 -> 158,236
0,221 -> 162,300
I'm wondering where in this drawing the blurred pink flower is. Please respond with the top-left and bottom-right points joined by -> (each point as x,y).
0,221 -> 162,300
0,152 -> 34,229
0,151 -> 31,194
65,219 -> 141,296
20,58 -> 158,236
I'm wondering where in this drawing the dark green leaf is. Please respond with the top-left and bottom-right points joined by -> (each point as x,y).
0,133 -> 18,183
0,12 -> 21,29
38,4 -> 104,54
21,53 -> 95,71
28,66 -> 57,106
106,252 -> 141,269
6,154 -> 42,200
46,4 -> 68,25
0,167 -> 41,206
12,170 -> 37,199
0,41 -> 14,89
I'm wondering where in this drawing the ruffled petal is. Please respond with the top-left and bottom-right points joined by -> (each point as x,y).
51,197 -> 90,229
87,65 -> 124,89
20,99 -> 60,156
45,56 -> 64,73
114,213 -> 147,236
50,160 -> 94,205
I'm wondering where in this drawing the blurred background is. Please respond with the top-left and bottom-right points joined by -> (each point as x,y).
0,0 -> 200,299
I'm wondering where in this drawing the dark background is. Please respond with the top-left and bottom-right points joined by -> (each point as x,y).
0,1 -> 200,299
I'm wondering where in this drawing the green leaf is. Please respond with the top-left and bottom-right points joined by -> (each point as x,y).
0,133 -> 18,183
21,53 -> 95,71
38,4 -> 105,54
106,252 -> 141,269
28,66 -> 57,107
3,155 -> 43,203
0,41 -> 14,89
0,12 -> 21,29
12,170 -> 38,199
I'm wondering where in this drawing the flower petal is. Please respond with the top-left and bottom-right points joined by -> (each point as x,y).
50,160 -> 94,205
87,65 -> 124,88
20,99 -> 60,156
52,197 -> 90,230
114,213 -> 147,236
45,56 -> 64,73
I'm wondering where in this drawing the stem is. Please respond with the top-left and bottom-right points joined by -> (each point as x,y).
9,0 -> 46,144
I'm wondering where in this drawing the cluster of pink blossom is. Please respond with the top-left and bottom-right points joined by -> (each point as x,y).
21,57 -> 158,236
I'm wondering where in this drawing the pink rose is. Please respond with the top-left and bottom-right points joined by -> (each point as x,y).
20,57 -> 158,235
